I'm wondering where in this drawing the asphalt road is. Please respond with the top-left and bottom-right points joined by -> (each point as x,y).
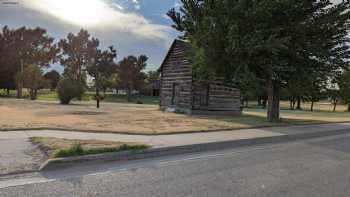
2,133 -> 350,197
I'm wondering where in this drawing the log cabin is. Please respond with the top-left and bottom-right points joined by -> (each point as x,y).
159,39 -> 241,115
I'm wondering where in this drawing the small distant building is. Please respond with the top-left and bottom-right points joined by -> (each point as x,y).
151,80 -> 161,96
159,39 -> 241,115
141,80 -> 161,96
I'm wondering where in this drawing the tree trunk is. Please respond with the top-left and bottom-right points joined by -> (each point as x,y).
6,89 -> 10,96
311,100 -> 314,112
333,100 -> 337,112
296,96 -> 301,110
347,102 -> 350,112
29,89 -> 34,100
127,88 -> 132,102
96,88 -> 100,108
17,59 -> 24,99
262,99 -> 267,109
292,99 -> 296,110
289,97 -> 293,110
240,96 -> 244,106
257,97 -> 262,106
17,86 -> 22,98
267,79 -> 280,123
29,89 -> 37,100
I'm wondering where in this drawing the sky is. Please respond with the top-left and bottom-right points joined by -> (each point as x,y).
0,0 -> 344,73
0,0 -> 182,72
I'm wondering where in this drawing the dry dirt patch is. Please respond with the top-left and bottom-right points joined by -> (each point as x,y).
2,98 -> 348,134
0,98 -> 249,134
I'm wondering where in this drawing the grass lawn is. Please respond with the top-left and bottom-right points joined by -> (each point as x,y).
102,94 -> 159,105
243,108 -> 350,123
0,89 -> 159,105
31,137 -> 149,158
0,98 -> 349,134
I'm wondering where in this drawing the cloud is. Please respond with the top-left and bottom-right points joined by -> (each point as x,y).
130,0 -> 141,10
21,0 -> 171,41
111,2 -> 124,10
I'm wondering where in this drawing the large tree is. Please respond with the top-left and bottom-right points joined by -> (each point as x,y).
168,0 -> 350,122
0,26 -> 57,97
87,46 -> 117,108
0,29 -> 14,94
118,55 -> 148,101
338,70 -> 350,112
58,29 -> 99,86
15,64 -> 48,100
145,70 -> 160,84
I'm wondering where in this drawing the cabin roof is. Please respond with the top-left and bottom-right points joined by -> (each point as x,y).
159,39 -> 191,71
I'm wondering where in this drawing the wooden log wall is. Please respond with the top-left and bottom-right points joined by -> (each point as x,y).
207,84 -> 241,111
160,39 -> 241,114
160,40 -> 193,110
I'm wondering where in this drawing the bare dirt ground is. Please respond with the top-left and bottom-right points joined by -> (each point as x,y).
0,98 -> 250,134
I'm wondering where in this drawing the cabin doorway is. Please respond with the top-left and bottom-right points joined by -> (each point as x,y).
171,83 -> 180,106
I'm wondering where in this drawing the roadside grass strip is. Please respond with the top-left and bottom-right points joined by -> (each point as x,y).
31,137 -> 150,158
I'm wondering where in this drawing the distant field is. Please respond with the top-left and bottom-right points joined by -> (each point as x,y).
1,89 -> 345,111
247,100 -> 348,113
0,89 -> 159,105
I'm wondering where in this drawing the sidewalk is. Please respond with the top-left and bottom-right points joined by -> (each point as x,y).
1,122 -> 350,148
1,122 -> 350,174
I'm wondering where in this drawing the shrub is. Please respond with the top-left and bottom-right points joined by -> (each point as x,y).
54,142 -> 83,158
57,78 -> 85,104
53,142 -> 150,158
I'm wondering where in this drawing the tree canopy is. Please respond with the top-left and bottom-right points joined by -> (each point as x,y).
86,46 -> 117,108
0,26 -> 58,94
168,0 -> 350,122
58,29 -> 99,84
117,55 -> 148,100
338,70 -> 350,111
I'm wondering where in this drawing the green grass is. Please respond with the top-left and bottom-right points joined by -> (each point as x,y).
54,143 -> 149,158
0,89 -> 30,98
102,94 -> 159,105
0,89 -> 159,104
31,137 -> 150,158
36,90 -> 58,101
242,107 -> 350,124
206,112 -> 323,130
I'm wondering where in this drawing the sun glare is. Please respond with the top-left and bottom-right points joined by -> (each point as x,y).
29,0 -> 110,27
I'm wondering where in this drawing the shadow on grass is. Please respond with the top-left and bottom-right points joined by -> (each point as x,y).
191,110 -> 336,131
102,94 -> 160,105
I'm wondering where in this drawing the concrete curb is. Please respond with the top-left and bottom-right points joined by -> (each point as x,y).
39,128 -> 350,171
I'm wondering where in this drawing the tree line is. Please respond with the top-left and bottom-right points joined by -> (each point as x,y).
0,27 -> 159,107
168,0 -> 350,122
